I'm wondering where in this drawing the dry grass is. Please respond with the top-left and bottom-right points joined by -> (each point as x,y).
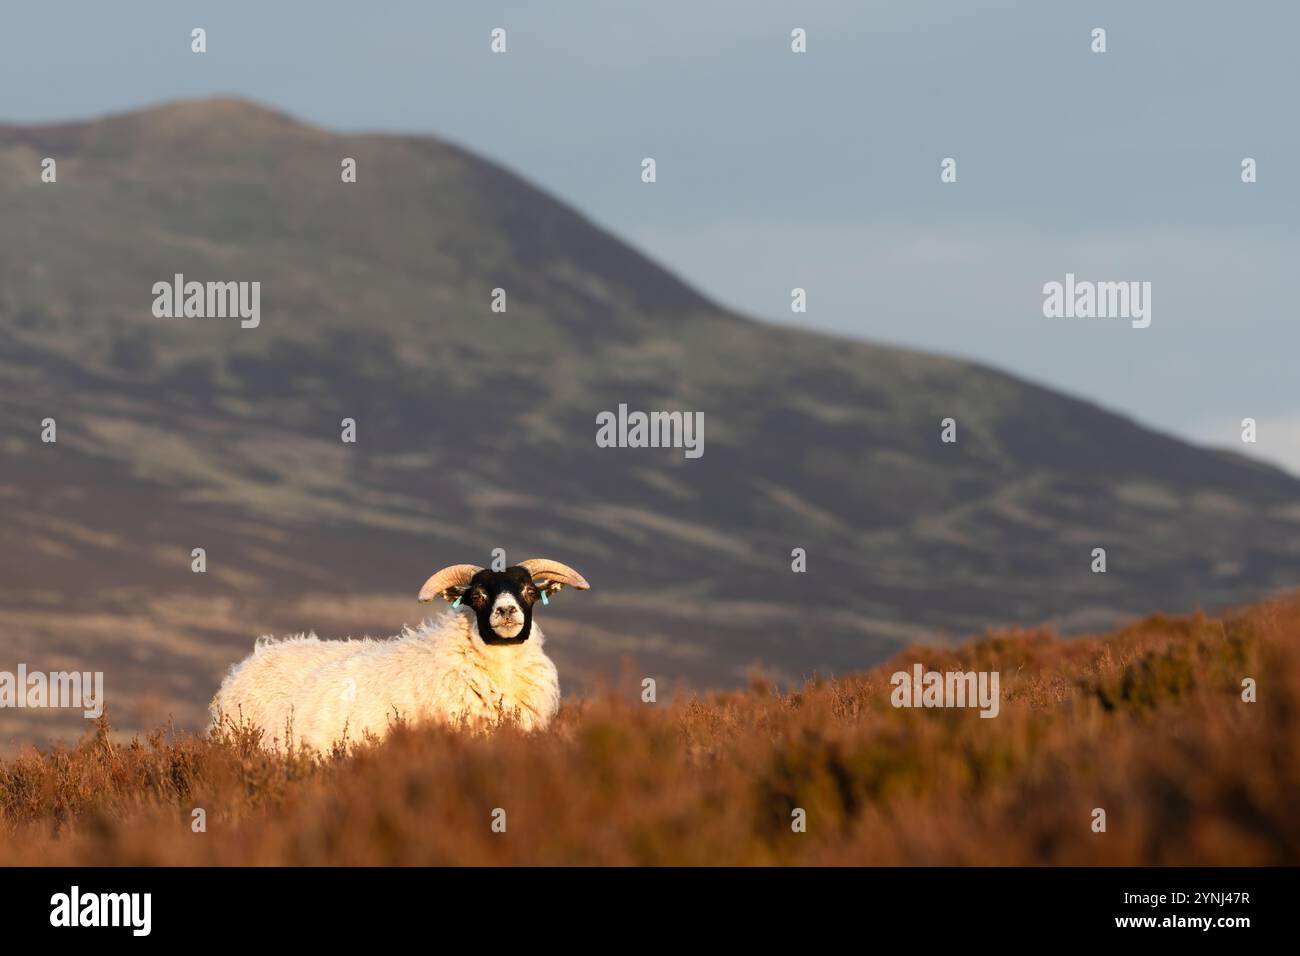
2,594 -> 1298,865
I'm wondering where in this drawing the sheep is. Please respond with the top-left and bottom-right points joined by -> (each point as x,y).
209,559 -> 590,749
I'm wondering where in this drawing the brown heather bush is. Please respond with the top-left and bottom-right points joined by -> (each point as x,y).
1,594 -> 1298,865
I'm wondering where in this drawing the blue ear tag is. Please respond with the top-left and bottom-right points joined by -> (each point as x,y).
541,591 -> 549,606
451,596 -> 461,608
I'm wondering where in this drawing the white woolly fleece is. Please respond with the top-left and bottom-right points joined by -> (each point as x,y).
209,609 -> 560,749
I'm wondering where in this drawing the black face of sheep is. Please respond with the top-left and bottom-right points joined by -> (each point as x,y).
464,567 -> 540,644
417,559 -> 591,646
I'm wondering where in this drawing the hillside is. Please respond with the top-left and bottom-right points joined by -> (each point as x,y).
2,97 -> 1300,744
1,594 -> 1296,865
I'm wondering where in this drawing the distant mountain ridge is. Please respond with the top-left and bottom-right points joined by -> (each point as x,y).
2,97 -> 1298,741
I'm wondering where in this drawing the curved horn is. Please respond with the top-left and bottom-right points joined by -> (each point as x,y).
518,559 -> 590,593
417,564 -> 483,603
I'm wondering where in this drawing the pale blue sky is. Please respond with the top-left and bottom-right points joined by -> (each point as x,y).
3,0 -> 1297,470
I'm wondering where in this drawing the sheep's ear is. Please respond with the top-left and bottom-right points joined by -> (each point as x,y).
418,564 -> 483,603
518,559 -> 590,596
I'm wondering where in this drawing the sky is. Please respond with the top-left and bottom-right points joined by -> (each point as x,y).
3,0 -> 1297,471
